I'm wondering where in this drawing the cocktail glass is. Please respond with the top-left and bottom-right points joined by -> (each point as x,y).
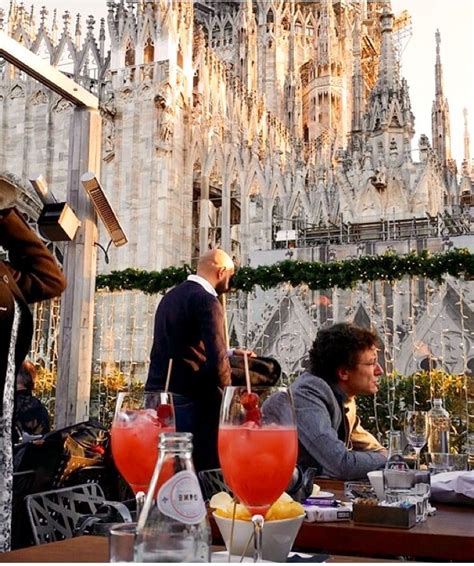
218,386 -> 298,562
111,391 -> 175,495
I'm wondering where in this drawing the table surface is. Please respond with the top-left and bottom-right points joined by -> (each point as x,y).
291,479 -> 474,561
3,479 -> 472,562
0,536 -> 395,563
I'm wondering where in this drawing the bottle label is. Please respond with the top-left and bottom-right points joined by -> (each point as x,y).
157,470 -> 207,524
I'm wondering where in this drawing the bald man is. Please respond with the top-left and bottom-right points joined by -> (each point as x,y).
146,249 -> 252,471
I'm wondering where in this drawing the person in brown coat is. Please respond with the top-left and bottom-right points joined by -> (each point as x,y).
0,173 -> 66,551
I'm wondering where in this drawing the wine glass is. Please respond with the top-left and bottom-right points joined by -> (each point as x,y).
404,410 -> 429,470
218,386 -> 298,562
110,390 -> 175,495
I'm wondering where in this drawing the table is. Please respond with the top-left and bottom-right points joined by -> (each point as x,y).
0,536 -> 395,563
291,479 -> 474,561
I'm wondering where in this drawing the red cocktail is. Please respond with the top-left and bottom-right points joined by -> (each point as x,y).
219,425 -> 297,515
218,386 -> 298,561
111,391 -> 175,494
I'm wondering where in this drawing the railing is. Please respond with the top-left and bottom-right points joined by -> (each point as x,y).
272,212 -> 473,248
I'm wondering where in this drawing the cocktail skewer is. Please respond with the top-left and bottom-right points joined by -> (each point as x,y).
164,358 -> 173,393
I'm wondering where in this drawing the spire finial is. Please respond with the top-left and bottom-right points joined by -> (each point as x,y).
86,14 -> 95,35
75,13 -> 81,36
62,10 -> 71,33
463,107 -> 471,166
40,5 -> 48,27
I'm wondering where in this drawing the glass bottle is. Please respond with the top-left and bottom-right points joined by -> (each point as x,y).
427,398 -> 450,454
134,432 -> 211,563
385,431 -> 407,470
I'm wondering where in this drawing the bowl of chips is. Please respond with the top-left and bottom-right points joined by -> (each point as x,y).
210,492 -> 305,562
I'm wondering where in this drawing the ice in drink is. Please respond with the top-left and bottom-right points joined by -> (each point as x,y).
111,409 -> 174,494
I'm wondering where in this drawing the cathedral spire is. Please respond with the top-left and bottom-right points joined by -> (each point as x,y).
317,0 -> 337,67
364,6 -> 414,164
460,108 -> 474,205
376,7 -> 399,91
434,29 -> 444,96
351,9 -> 364,135
463,107 -> 471,172
431,29 -> 452,169
284,0 -> 301,137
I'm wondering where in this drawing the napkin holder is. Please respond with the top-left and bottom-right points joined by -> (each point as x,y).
352,503 -> 416,529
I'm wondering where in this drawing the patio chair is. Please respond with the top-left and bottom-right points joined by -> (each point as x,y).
25,482 -> 131,545
198,468 -> 232,501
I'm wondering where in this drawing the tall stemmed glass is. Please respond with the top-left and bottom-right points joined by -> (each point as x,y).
218,386 -> 298,562
404,410 -> 429,470
111,390 -> 175,495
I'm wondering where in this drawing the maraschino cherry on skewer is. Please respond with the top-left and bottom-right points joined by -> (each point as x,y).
240,352 -> 261,425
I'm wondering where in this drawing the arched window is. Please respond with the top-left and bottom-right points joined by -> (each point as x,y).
125,40 -> 135,66
144,37 -> 154,63
224,23 -> 232,45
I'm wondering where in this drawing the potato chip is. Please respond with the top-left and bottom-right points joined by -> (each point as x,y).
266,501 -> 305,521
209,491 -> 233,511
210,491 -> 304,522
214,503 -> 252,521
311,483 -> 321,497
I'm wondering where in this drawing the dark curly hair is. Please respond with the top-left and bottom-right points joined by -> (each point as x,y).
309,323 -> 380,384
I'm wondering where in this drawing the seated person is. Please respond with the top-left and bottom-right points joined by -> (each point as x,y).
14,361 -> 50,441
266,322 -> 387,480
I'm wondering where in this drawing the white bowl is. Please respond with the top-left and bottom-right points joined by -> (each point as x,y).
213,512 -> 304,563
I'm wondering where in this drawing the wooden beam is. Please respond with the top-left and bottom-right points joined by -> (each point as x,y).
0,31 -> 98,110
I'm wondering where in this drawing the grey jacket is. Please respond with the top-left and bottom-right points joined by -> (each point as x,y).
267,372 -> 386,480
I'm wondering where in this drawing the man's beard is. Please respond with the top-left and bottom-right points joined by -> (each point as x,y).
215,278 -> 231,295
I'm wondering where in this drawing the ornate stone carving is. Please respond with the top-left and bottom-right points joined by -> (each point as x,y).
154,89 -> 174,152
52,98 -> 73,113
9,84 -> 25,99
31,90 -> 48,105
118,88 -> 134,103
102,117 -> 115,163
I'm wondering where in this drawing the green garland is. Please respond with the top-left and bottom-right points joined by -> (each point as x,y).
95,248 -> 474,294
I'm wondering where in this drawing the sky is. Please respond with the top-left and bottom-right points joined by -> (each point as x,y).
2,0 -> 473,167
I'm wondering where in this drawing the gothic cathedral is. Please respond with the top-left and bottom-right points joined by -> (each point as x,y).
1,1 -> 473,380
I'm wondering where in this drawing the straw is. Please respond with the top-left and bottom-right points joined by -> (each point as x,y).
164,358 -> 173,393
243,352 -> 251,394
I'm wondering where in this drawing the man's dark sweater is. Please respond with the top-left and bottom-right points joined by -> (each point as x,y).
146,279 -> 231,470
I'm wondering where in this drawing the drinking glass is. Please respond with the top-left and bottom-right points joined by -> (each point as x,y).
109,522 -> 137,562
111,391 -> 175,495
218,386 -> 298,562
404,411 -> 429,470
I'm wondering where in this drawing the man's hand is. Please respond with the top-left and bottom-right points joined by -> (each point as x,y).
233,348 -> 257,358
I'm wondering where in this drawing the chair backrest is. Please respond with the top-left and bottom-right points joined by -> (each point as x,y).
25,482 -> 105,545
198,468 -> 232,501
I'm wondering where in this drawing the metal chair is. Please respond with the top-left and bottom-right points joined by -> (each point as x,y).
197,468 -> 232,501
25,482 -> 130,545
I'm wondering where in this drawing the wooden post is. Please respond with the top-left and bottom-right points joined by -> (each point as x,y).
55,108 -> 102,427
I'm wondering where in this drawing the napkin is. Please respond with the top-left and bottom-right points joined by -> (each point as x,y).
430,471 -> 474,505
